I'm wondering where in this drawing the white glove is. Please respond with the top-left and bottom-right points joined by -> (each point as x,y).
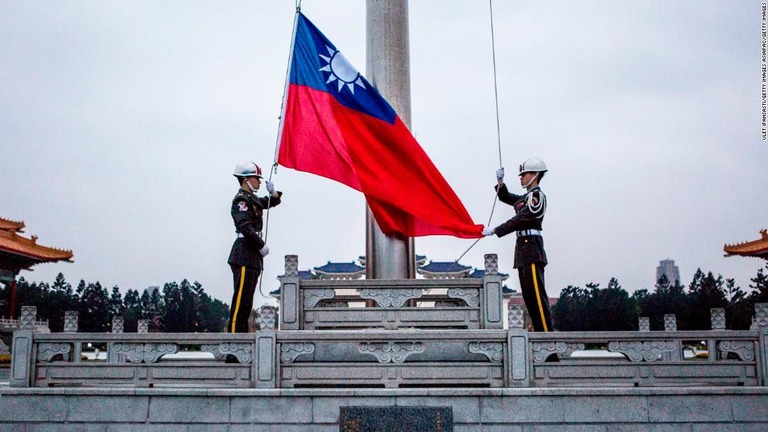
265,181 -> 275,195
482,226 -> 495,237
260,245 -> 270,256
496,167 -> 505,183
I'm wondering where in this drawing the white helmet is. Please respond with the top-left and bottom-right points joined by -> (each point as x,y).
518,157 -> 548,176
233,161 -> 263,178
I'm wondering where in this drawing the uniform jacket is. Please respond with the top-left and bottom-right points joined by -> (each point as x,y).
493,183 -> 548,269
227,188 -> 282,269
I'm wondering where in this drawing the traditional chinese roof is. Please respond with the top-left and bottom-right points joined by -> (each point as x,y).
298,270 -> 316,280
502,285 -> 517,296
724,229 -> 768,261
0,217 -> 25,233
0,219 -> 73,272
358,254 -> 427,267
313,261 -> 365,280
468,268 -> 510,280
417,261 -> 472,279
270,269 -> 319,297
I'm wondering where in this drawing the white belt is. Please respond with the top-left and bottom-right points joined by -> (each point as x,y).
517,229 -> 542,237
236,232 -> 262,238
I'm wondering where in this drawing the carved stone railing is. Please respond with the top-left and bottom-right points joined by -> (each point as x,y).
9,303 -> 768,390
0,311 -> 49,332
10,331 -> 276,388
276,329 -> 524,388
528,329 -> 763,387
279,254 -> 504,330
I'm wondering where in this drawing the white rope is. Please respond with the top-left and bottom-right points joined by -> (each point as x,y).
489,0 -> 504,167
449,0 -> 506,269
258,5 -> 302,299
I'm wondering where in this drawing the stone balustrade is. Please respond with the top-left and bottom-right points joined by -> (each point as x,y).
279,254 -> 505,330
0,311 -> 49,332
8,301 -> 768,389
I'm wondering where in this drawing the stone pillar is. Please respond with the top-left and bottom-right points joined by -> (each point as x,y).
664,314 -> 677,331
507,329 -> 529,387
106,315 -> 126,362
638,317 -> 650,332
365,0 -> 414,280
10,328 -> 33,387
710,308 -> 726,330
19,306 -> 36,330
280,255 -> 300,330
257,305 -> 277,330
758,304 -> 768,385
482,254 -> 503,329
112,315 -> 124,333
64,311 -> 82,362
64,311 -> 79,333
508,305 -> 525,330
253,330 -> 277,388
756,303 -> 768,328
137,319 -> 149,334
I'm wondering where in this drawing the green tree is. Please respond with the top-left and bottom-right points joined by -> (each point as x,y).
686,269 -> 728,330
12,278 -> 40,319
194,282 -> 229,332
553,280 -> 637,331
552,285 -> 589,331
177,279 -> 201,332
584,278 -> 638,331
725,278 -> 752,330
123,289 -> 142,332
636,274 -> 689,330
749,265 -> 768,303
78,281 -> 110,332
109,285 -> 124,316
10,274 -> 231,334
47,273 -> 76,331
161,282 -> 183,332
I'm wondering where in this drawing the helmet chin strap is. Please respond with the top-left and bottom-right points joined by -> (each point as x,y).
522,173 -> 537,189
245,178 -> 260,193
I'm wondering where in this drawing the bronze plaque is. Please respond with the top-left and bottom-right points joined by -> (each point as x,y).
340,406 -> 453,432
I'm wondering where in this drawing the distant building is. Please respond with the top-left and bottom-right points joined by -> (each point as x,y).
656,259 -> 681,285
268,255 -> 537,329
313,261 -> 366,280
417,261 -> 473,279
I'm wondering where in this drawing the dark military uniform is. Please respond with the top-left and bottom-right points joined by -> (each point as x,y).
227,187 -> 281,333
492,183 -> 553,332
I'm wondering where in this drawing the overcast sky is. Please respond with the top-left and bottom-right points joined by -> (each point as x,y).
2,1 -> 766,308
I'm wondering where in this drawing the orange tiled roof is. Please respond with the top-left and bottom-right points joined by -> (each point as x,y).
0,221 -> 73,263
724,229 -> 768,261
0,217 -> 25,233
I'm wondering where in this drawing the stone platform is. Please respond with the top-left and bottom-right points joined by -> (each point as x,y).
1,386 -> 767,431
3,255 -> 768,430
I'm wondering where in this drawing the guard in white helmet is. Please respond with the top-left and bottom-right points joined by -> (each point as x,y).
482,158 -> 553,332
227,161 -> 282,338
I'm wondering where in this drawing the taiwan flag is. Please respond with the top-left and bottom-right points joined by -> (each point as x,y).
277,12 -> 482,239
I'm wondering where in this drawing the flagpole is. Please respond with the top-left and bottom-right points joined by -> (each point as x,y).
273,7 -> 302,167
365,0 -> 415,280
259,5 -> 301,299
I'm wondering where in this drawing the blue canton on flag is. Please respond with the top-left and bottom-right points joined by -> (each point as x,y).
290,13 -> 396,124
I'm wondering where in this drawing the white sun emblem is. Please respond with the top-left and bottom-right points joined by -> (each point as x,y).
318,46 -> 366,94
